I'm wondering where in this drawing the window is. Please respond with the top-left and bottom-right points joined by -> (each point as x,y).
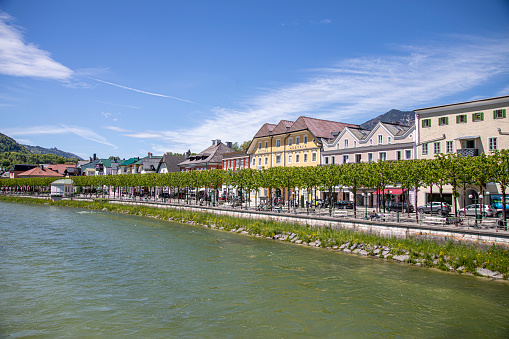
252,158 -> 256,166
304,135 -> 308,143
422,119 -> 431,128
456,114 -> 467,123
258,157 -> 262,165
489,137 -> 498,151
388,136 -> 392,144
275,155 -> 281,164
264,141 -> 268,148
446,141 -> 454,153
353,141 -> 357,148
258,141 -> 261,149
288,138 -> 293,146
325,157 -> 329,164
343,155 -> 349,164
296,136 -> 300,145
438,117 -> 449,126
303,153 -> 308,162
434,142 -> 441,154
332,156 -> 335,165
312,152 -> 317,162
378,135 -> 383,144
369,139 -> 373,146
422,143 -> 429,155
368,153 -> 373,162
405,150 -> 412,159
296,154 -> 300,163
276,139 -> 281,147
355,154 -> 362,163
288,154 -> 292,163
264,156 -> 268,165
396,151 -> 402,160
472,112 -> 484,122
379,152 -> 387,161
494,109 -> 506,119
344,139 -> 349,148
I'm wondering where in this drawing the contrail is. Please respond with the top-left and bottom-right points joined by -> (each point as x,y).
89,77 -> 195,104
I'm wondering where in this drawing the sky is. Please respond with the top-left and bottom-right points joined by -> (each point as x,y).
1,0 -> 509,160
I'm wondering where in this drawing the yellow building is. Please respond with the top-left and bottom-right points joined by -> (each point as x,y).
247,116 -> 357,204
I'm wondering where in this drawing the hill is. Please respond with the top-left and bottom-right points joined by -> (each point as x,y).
0,133 -> 29,153
23,145 -> 83,160
360,109 -> 415,130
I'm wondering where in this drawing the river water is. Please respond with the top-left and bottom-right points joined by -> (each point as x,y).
1,201 -> 508,338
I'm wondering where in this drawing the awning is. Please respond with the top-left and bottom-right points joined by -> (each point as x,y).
375,188 -> 406,195
455,135 -> 480,140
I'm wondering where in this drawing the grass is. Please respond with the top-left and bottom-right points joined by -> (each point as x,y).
2,195 -> 508,279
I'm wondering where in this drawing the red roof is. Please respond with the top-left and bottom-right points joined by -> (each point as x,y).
18,166 -> 64,178
47,164 -> 75,174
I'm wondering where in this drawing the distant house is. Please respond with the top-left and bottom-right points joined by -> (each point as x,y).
17,165 -> 64,178
79,158 -> 121,176
158,153 -> 187,173
118,157 -> 141,174
47,164 -> 77,176
140,153 -> 163,174
178,140 -> 234,171
8,164 -> 37,178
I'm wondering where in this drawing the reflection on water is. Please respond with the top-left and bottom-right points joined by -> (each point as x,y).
1,202 -> 508,338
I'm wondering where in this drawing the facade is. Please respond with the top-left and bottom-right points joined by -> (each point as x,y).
50,179 -> 74,197
321,121 -> 416,206
118,158 -> 141,174
178,140 -> 233,171
247,116 -> 357,170
222,151 -> 250,171
415,95 -> 509,210
139,153 -> 163,174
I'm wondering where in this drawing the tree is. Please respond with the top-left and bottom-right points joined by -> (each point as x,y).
488,150 -> 509,227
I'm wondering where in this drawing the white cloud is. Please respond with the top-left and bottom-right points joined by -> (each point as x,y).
1,125 -> 118,149
122,36 -> 509,152
104,126 -> 131,133
0,12 -> 73,79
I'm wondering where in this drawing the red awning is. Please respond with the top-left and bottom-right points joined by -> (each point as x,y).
375,188 -> 405,195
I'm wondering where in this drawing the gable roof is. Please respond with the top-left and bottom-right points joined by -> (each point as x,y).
47,164 -> 76,174
160,154 -> 186,172
252,116 -> 358,140
18,166 -> 64,178
178,142 -> 233,167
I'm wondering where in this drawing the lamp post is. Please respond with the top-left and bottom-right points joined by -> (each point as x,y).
362,192 -> 370,219
469,193 -> 479,228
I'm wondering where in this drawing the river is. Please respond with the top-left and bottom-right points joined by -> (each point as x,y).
1,201 -> 508,338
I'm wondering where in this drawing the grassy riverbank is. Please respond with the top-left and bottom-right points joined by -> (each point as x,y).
3,196 -> 509,280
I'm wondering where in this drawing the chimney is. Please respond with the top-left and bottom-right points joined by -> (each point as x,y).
148,152 -> 152,158
93,153 -> 97,161
39,164 -> 44,170
212,139 -> 221,145
186,150 -> 191,159
226,141 -> 233,149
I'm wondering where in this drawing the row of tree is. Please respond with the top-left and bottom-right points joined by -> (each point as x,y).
2,150 -> 508,220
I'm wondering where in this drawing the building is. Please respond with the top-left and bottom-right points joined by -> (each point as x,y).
118,158 -> 141,174
178,140 -> 233,171
158,153 -> 187,173
139,153 -> 163,174
222,150 -> 250,171
321,121 -> 416,206
17,165 -> 64,178
415,95 -> 509,210
50,178 -> 74,199
8,164 -> 37,178
248,116 -> 358,170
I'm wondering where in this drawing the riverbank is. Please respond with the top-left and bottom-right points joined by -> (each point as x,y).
3,196 -> 509,281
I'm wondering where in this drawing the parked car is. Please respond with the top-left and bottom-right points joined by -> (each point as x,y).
458,204 -> 497,217
496,208 -> 509,219
417,202 -> 451,216
387,202 -> 414,213
336,200 -> 354,209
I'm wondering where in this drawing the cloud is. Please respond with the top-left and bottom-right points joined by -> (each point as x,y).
1,125 -> 118,149
0,12 -> 73,79
104,126 -> 131,133
118,36 -> 509,153
97,101 -> 141,110
89,77 -> 196,103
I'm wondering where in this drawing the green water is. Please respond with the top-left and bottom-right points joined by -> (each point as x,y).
1,202 -> 508,338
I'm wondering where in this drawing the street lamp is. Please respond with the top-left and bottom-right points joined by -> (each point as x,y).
362,192 -> 370,219
469,193 -> 479,228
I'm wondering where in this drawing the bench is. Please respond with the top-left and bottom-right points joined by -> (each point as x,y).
333,210 -> 348,217
424,216 -> 447,225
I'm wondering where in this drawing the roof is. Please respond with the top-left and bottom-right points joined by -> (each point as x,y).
51,179 -> 73,185
160,154 -> 186,172
141,156 -> 163,172
9,164 -> 37,172
17,166 -> 64,178
178,142 -> 233,167
252,116 -> 358,140
47,164 -> 75,174
414,95 -> 509,113
119,158 -> 140,166
222,151 -> 249,159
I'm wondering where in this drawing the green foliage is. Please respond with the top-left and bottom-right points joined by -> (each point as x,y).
0,133 -> 28,153
0,151 -> 77,168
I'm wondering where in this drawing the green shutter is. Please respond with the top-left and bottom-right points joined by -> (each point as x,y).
445,117 -> 448,125
494,110 -> 497,119
456,115 -> 460,123
481,112 -> 484,121
472,113 -> 476,121
504,109 -> 507,118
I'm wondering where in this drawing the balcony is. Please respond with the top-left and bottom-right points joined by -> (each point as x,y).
457,148 -> 479,157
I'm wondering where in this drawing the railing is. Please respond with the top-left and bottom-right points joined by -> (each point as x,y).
456,148 -> 479,157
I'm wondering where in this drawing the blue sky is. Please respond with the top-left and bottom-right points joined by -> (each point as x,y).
1,0 -> 509,160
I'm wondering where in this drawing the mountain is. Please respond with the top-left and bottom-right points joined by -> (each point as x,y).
360,109 -> 415,130
0,132 -> 29,153
22,145 -> 83,160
